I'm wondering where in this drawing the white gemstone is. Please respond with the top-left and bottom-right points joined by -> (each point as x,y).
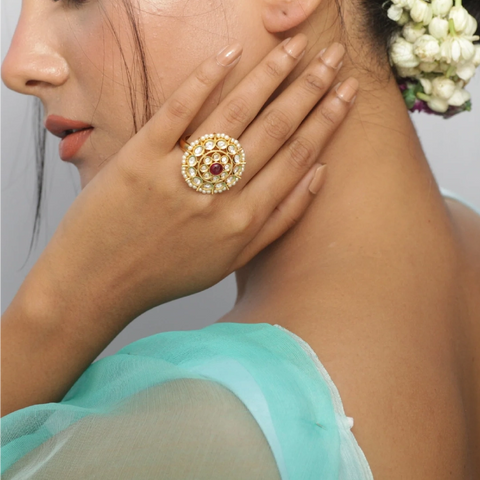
226,176 -> 235,185
204,183 -> 213,189
188,167 -> 196,177
221,172 -> 227,179
188,156 -> 197,166
221,156 -> 228,164
204,157 -> 212,165
200,165 -> 208,172
216,182 -> 225,190
213,176 -> 220,182
194,146 -> 204,156
228,145 -> 236,154
217,140 -> 227,149
224,165 -> 230,171
205,141 -> 215,150
193,177 -> 202,186
213,153 -> 221,160
204,172 -> 211,179
234,166 -> 242,174
234,155 -> 241,163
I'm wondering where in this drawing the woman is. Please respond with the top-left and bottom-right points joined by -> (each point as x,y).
2,0 -> 480,478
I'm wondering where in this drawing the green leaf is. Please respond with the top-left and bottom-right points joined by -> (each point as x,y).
403,88 -> 417,109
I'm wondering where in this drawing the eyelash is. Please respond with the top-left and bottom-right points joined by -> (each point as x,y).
53,0 -> 89,9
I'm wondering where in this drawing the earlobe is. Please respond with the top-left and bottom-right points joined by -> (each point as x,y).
261,0 -> 322,33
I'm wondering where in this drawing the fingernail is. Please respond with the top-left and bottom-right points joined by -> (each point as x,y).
216,42 -> 243,67
317,43 -> 345,70
309,164 -> 327,194
283,34 -> 308,60
334,77 -> 359,103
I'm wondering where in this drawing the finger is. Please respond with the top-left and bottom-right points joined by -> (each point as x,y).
231,163 -> 326,271
186,34 -> 309,145
244,77 -> 358,217
135,42 -> 244,155
239,42 -> 345,184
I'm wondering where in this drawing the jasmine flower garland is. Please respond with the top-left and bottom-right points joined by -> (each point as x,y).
386,0 -> 480,118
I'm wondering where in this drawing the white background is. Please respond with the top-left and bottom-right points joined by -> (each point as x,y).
2,0 -> 480,360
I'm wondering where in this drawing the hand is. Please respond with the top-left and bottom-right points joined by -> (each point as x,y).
32,33 -> 356,323
2,33 -> 356,416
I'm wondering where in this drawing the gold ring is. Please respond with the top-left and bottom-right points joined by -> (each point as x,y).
180,133 -> 246,194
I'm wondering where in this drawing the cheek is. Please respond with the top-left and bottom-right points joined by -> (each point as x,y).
136,0 -> 271,132
140,2 -> 232,102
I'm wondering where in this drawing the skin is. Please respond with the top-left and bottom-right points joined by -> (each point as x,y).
2,0 -> 480,477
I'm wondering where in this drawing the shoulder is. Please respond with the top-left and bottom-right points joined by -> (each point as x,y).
444,197 -> 480,285
445,198 -> 480,264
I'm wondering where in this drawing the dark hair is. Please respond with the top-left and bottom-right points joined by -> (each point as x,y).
27,0 -> 480,263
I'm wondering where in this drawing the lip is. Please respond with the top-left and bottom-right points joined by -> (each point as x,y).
45,115 -> 94,162
58,128 -> 93,162
45,115 -> 93,139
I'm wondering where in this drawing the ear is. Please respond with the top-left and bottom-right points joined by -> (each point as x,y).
261,0 -> 323,33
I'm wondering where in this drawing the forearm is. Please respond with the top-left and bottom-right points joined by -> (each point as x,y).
1,259 -> 135,418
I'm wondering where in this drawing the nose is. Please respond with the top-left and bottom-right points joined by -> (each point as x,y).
1,7 -> 69,97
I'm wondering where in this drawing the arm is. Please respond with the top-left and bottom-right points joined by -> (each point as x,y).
1,258 -> 133,418
3,379 -> 282,479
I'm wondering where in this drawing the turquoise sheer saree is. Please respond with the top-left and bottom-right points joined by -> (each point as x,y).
1,322 -> 373,479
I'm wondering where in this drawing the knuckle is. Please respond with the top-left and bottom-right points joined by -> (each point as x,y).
316,105 -> 339,127
194,65 -> 215,88
303,73 -> 327,95
287,137 -> 317,170
229,210 -> 254,236
277,207 -> 299,230
223,96 -> 251,126
262,109 -> 292,141
264,59 -> 284,79
166,97 -> 192,121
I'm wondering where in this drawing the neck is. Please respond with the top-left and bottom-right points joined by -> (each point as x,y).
229,71 -> 459,324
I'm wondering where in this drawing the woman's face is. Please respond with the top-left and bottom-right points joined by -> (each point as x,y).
1,0 -> 280,188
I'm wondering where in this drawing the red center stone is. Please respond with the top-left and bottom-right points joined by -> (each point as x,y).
210,163 -> 223,175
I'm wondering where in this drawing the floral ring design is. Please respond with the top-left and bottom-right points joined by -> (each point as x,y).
180,133 -> 246,194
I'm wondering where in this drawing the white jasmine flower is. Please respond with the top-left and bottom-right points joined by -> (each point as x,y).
436,61 -> 451,72
449,5 -> 470,33
447,87 -> 471,106
440,36 -> 476,63
398,10 -> 411,25
388,5 -> 404,22
473,45 -> 480,67
463,15 -> 478,37
390,37 -> 421,68
403,22 -> 426,43
428,17 -> 449,40
432,76 -> 456,99
456,61 -> 476,81
431,0 -> 453,17
419,61 -> 438,72
428,96 -> 449,112
413,34 -> 441,62
392,0 -> 415,9
420,78 -> 433,94
411,0 -> 433,25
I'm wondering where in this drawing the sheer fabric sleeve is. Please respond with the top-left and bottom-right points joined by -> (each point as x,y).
3,378 -> 282,479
